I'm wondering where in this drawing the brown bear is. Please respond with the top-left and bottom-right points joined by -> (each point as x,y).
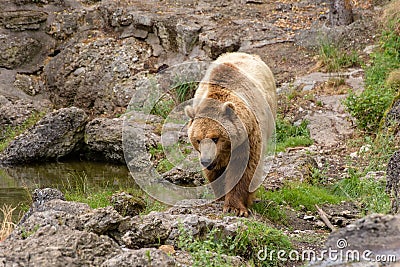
185,52 -> 277,217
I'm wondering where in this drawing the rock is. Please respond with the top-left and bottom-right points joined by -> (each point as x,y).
199,30 -> 241,59
265,150 -> 319,190
0,10 -> 48,31
384,98 -> 400,135
0,98 -> 51,131
1,200 -> 121,267
119,212 -> 173,249
386,150 -> 400,214
13,73 -> 43,96
312,213 -> 400,266
305,110 -> 353,147
110,192 -> 146,217
84,117 -> 125,163
0,107 -> 88,165
44,33 -> 152,115
101,248 -> 175,267
0,34 -> 41,69
2,193 -> 248,266
18,188 -> 66,225
320,202 -> 361,228
80,206 -> 127,235
329,0 -> 353,27
162,166 -> 206,186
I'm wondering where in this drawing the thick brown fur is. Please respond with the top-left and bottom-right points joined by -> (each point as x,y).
185,52 -> 277,217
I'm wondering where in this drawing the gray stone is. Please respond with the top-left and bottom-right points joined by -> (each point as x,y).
0,107 -> 88,165
0,35 -> 41,69
264,150 -> 319,190
44,35 -> 151,115
305,110 -> 353,147
162,166 -> 206,186
84,117 -> 124,163
80,206 -> 127,235
387,150 -> 400,214
110,192 -> 146,217
312,213 -> 400,266
0,10 -> 48,31
101,248 -> 175,267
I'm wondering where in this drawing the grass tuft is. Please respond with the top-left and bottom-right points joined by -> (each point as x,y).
275,118 -> 313,152
177,220 -> 292,267
0,204 -> 17,241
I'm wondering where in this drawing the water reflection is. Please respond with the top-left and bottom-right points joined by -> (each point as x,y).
0,161 -> 132,221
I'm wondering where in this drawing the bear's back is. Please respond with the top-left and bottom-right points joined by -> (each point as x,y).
214,53 -> 276,114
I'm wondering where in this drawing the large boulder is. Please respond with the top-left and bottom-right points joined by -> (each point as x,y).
84,117 -> 125,163
0,107 -> 87,165
1,190 -> 245,266
43,33 -> 152,115
312,213 -> 400,266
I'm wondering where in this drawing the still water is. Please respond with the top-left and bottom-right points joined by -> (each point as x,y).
0,161 -> 133,221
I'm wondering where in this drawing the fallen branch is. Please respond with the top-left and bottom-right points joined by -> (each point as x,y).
315,204 -> 336,232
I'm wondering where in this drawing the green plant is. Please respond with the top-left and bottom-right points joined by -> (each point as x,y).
149,77 -> 197,119
275,118 -> 313,152
228,221 -> 292,267
257,183 -> 346,214
318,41 -> 360,72
344,24 -> 400,133
148,144 -> 174,173
21,224 -> 40,239
150,97 -> 175,119
177,226 -> 233,267
177,221 -> 292,267
332,171 -> 390,214
62,171 -> 167,213
171,76 -> 197,103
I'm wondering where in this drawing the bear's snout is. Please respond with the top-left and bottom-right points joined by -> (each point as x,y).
199,138 -> 217,169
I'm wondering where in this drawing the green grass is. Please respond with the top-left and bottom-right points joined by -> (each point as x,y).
253,183 -> 347,224
344,23 -> 400,133
150,77 -> 198,119
177,220 -> 292,267
62,171 -> 167,213
0,111 -> 45,152
318,41 -> 360,72
332,171 -> 390,214
148,144 -> 175,173
275,118 -> 313,152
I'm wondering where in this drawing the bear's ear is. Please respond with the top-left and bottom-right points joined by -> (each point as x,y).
185,105 -> 195,119
221,102 -> 235,117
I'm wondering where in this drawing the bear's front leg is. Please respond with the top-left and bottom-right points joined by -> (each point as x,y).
222,163 -> 254,217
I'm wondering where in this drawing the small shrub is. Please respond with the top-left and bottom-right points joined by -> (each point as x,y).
344,23 -> 400,133
344,86 -> 396,132
177,221 -> 292,267
275,118 -> 313,152
332,171 -> 390,214
228,221 -> 292,267
318,41 -> 360,72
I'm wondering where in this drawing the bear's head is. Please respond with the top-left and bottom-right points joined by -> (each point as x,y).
185,100 -> 248,171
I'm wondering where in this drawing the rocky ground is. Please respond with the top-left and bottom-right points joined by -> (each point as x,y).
1,0 -> 399,266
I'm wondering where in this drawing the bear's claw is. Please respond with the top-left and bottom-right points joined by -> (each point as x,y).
223,205 -> 249,217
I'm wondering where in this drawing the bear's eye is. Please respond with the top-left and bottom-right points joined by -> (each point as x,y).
212,138 -> 219,143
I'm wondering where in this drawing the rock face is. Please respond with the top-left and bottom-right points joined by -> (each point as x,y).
312,213 -> 400,266
84,117 -> 125,163
0,107 -> 87,164
0,190 -> 244,266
